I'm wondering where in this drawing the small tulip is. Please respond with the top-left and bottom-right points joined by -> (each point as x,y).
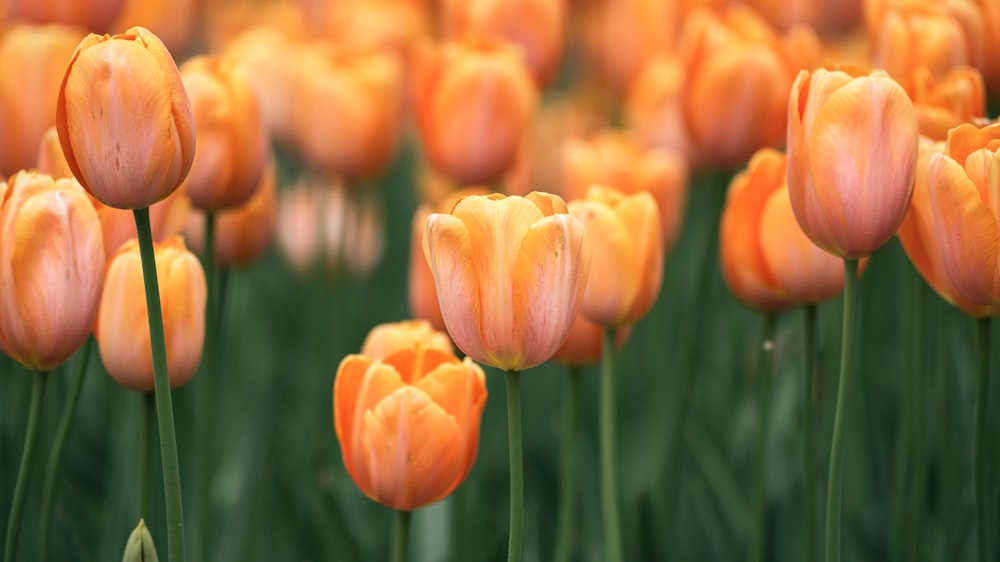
333,346 -> 487,511
720,148 -> 851,313
423,192 -> 590,371
786,66 -> 918,258
907,66 -> 986,141
568,186 -> 662,328
179,55 -> 269,211
121,519 -> 158,562
360,320 -> 455,359
96,236 -> 206,391
56,26 -> 196,210
0,171 -> 104,372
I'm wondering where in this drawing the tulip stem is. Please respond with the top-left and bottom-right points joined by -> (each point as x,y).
907,280 -> 928,562
196,210 -> 219,561
139,391 -> 155,520
825,258 -> 858,562
505,369 -> 523,562
751,315 -> 777,562
391,510 -> 411,562
803,304 -> 818,562
3,370 -> 48,562
39,339 -> 93,559
974,317 -> 991,562
554,366 -> 582,562
133,207 -> 186,562
600,328 -> 623,562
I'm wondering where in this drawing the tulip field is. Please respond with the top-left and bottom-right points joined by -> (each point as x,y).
3,1 -> 1000,562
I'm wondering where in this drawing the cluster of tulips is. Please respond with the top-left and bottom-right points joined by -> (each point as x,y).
1,0 -> 1000,560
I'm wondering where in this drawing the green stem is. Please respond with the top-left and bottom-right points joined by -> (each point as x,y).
554,366 -> 582,562
391,510 -> 411,562
3,370 -> 48,562
39,339 -> 92,558
600,328 -> 623,562
139,392 -> 155,519
890,264 -> 916,562
974,317 -> 991,562
505,370 -> 523,562
751,315 -> 777,562
195,210 -> 218,561
907,275 -> 928,562
803,304 -> 818,562
133,207 -> 186,562
825,258 -> 858,562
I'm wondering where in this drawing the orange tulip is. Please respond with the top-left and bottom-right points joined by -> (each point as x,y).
0,171 -> 104,372
551,313 -> 632,367
179,54 -> 269,211
907,66 -> 986,141
0,24 -> 85,177
7,0 -> 125,33
96,235 -> 206,391
423,192 -> 590,371
360,320 -> 455,359
926,121 -> 1000,307
333,346 -> 487,511
720,148 -> 851,313
626,53 -> 702,168
568,186 -> 662,327
562,131 -> 687,249
185,157 -> 277,268
110,0 -> 198,55
786,66 -> 918,259
36,126 -> 75,180
56,26 -> 196,210
317,0 -> 431,64
412,36 -> 537,185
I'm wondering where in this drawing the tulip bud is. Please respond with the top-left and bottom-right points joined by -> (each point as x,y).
121,519 -> 158,562
360,319 -> 454,359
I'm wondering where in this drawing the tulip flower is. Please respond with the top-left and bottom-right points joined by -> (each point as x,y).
360,320 -> 454,360
626,53 -> 702,168
333,346 -> 487,511
96,236 -> 206,392
786,66 -> 919,259
908,66 -> 986,141
110,0 -> 198,55
56,26 -> 196,210
6,0 -> 125,33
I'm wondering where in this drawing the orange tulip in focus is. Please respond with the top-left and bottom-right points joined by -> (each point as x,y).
907,66 -> 986,141
720,148 -> 850,313
179,55 -> 269,211
185,157 -> 278,268
413,36 -> 537,185
333,346 -> 487,511
7,0 -> 125,33
360,320 -> 454,359
423,192 -> 590,371
786,66 -> 918,258
56,26 -> 196,210
0,171 -> 104,372
926,121 -> 1000,307
569,186 -> 662,328
96,236 -> 206,391
0,24 -> 86,177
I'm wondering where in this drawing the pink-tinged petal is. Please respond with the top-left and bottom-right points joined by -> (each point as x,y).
95,250 -> 154,390
571,199 -> 639,328
928,152 -> 1000,305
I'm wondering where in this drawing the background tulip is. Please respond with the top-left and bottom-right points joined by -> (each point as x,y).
360,320 -> 454,359
6,0 -> 125,33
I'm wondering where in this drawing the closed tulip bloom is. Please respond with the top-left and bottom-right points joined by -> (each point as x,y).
786,67 -> 919,258
37,126 -> 75,180
551,313 -> 632,367
7,0 -> 125,33
926,121 -> 1000,306
626,53 -> 702,168
361,320 -> 455,359
179,55 -> 269,211
721,148 -> 849,312
56,26 -> 196,210
333,346 -> 487,511
423,192 -> 590,371
0,171 -> 104,372
413,36 -> 537,185
908,66 -> 986,141
97,235 -> 206,391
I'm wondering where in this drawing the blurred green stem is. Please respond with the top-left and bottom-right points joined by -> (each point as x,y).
751,315 -> 777,562
600,328 -> 623,562
890,265 -> 916,562
974,317 -> 991,562
506,369 -> 523,562
391,510 -> 411,562
554,366 -> 581,562
3,370 -> 48,562
907,281 -> 927,562
826,258 -> 858,562
139,391 -> 155,519
196,210 -> 219,562
133,207 -> 186,562
802,304 -> 817,562
39,338 -> 92,559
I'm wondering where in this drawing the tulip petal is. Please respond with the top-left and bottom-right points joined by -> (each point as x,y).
333,354 -> 375,476
571,200 -> 639,327
615,192 -> 663,324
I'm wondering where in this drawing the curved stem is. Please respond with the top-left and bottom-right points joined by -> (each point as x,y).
825,258 -> 858,562
39,339 -> 92,558
803,304 -> 817,562
4,370 -> 49,562
133,207 -> 186,562
974,317 -> 991,562
554,366 -> 582,562
751,315 -> 777,562
600,328 -> 623,562
505,370 -> 523,562
391,510 -> 411,562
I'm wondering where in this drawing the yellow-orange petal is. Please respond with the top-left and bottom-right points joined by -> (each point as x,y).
614,191 -> 663,324
571,199 -> 640,327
